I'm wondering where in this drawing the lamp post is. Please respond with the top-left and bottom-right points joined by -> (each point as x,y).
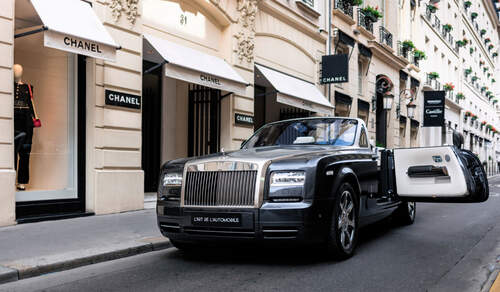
397,89 -> 417,119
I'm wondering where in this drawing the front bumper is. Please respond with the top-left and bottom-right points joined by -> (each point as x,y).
157,200 -> 327,246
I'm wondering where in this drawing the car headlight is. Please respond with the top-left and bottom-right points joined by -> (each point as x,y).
162,173 -> 183,187
270,171 -> 305,187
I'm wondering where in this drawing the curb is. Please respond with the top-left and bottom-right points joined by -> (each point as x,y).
0,238 -> 171,285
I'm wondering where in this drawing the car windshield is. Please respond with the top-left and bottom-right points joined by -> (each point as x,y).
243,119 -> 358,148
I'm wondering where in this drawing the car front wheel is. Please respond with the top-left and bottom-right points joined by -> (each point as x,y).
326,182 -> 359,260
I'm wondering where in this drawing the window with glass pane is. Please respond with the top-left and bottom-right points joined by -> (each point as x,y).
14,33 -> 77,202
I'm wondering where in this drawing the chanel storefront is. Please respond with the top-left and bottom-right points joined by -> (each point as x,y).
0,0 -> 142,225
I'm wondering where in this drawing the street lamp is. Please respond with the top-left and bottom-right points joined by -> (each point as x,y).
397,89 -> 417,119
383,94 -> 394,110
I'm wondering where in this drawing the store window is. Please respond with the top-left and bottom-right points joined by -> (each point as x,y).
334,92 -> 352,117
357,99 -> 370,126
14,25 -> 78,202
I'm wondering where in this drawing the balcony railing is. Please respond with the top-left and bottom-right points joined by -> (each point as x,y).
334,0 -> 353,19
301,0 -> 314,7
434,80 -> 441,91
379,26 -> 393,48
425,7 -> 432,21
357,8 -> 374,34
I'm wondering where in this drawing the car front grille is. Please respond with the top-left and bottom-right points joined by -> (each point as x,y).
183,170 -> 258,207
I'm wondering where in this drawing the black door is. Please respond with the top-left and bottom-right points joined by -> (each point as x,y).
188,85 -> 221,156
254,85 -> 266,130
142,61 -> 162,193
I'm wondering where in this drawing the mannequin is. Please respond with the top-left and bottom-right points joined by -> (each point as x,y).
13,64 -> 36,191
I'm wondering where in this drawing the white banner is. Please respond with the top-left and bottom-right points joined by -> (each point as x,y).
44,30 -> 117,62
277,93 -> 333,115
164,63 -> 247,96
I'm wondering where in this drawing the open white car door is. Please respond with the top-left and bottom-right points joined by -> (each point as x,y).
393,146 -> 488,203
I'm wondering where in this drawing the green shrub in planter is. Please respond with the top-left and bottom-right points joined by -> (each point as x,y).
413,49 -> 426,60
427,4 -> 438,13
443,24 -> 453,32
361,6 -> 383,21
349,0 -> 363,5
464,1 -> 472,8
471,12 -> 478,20
428,72 -> 439,79
480,29 -> 487,36
465,68 -> 472,75
402,40 -> 415,49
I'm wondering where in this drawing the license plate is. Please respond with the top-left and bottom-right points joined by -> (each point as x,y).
191,213 -> 242,227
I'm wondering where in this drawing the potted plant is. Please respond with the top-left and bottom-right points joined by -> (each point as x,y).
443,82 -> 454,91
481,121 -> 487,129
471,114 -> 478,121
486,91 -> 492,98
464,1 -> 472,8
428,72 -> 439,79
443,24 -> 453,32
485,38 -> 491,44
487,73 -> 491,78
471,12 -> 478,20
465,67 -> 472,75
480,29 -> 487,36
488,45 -> 494,51
402,40 -> 415,50
456,92 -> 465,100
470,47 -> 474,54
413,49 -> 427,60
348,0 -> 364,5
479,60 -> 485,66
456,40 -> 466,47
427,3 -> 438,13
492,79 -> 496,83
472,76 -> 479,82
493,52 -> 498,58
361,5 -> 383,22
493,100 -> 498,105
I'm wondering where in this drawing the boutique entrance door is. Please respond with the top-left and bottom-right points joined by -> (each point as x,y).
142,61 -> 162,193
188,85 -> 221,156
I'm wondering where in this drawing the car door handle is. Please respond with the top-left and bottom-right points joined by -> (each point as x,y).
407,165 -> 449,178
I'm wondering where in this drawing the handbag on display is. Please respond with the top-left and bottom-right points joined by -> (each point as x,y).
28,84 -> 41,128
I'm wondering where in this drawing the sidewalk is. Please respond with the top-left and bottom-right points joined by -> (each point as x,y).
0,209 -> 170,284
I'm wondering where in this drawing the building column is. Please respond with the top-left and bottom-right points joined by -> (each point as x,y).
0,0 -> 16,226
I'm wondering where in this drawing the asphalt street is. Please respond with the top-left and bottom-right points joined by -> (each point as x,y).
2,177 -> 500,292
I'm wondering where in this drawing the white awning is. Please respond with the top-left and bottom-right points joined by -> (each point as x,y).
28,0 -> 119,61
255,64 -> 333,114
143,34 -> 248,95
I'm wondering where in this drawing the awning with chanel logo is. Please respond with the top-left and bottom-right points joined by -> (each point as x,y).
143,34 -> 248,96
15,0 -> 119,62
255,64 -> 334,115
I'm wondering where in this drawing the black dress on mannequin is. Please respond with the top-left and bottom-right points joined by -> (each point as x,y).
14,82 -> 35,185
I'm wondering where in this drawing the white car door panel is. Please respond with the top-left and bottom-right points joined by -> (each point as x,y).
393,146 -> 488,202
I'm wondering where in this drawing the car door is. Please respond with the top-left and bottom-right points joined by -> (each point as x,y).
393,146 -> 489,203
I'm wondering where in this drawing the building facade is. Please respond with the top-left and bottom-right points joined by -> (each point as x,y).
418,0 -> 500,174
0,0 -> 498,226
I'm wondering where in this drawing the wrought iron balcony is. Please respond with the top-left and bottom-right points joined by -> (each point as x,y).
334,0 -> 354,19
357,8 -> 373,34
425,7 -> 432,21
379,26 -> 393,48
434,80 -> 441,91
301,0 -> 314,7
433,17 -> 441,31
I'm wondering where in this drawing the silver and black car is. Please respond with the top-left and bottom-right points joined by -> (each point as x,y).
157,117 -> 488,259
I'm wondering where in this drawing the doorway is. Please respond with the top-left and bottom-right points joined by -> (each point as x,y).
142,61 -> 162,193
188,85 -> 221,157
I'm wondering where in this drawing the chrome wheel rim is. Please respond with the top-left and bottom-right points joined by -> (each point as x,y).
338,190 -> 355,250
408,202 -> 416,219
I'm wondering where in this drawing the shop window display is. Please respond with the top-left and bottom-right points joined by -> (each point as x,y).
14,33 -> 77,202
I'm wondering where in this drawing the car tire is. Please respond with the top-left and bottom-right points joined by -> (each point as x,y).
393,201 -> 416,225
326,182 -> 359,260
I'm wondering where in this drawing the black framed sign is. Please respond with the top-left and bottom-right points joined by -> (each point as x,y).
105,89 -> 141,109
423,91 -> 445,127
235,113 -> 254,125
320,54 -> 349,84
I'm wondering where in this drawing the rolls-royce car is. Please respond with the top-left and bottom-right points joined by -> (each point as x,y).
157,117 -> 488,259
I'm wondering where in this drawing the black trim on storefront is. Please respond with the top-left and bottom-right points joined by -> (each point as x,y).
411,77 -> 420,88
16,55 -> 88,223
336,30 -> 355,47
358,99 -> 370,111
335,91 -> 352,105
399,70 -> 409,81
411,118 -> 420,128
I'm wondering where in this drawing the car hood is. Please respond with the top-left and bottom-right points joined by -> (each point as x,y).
165,145 -> 355,168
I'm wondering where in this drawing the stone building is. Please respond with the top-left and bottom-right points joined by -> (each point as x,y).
418,0 -> 500,174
